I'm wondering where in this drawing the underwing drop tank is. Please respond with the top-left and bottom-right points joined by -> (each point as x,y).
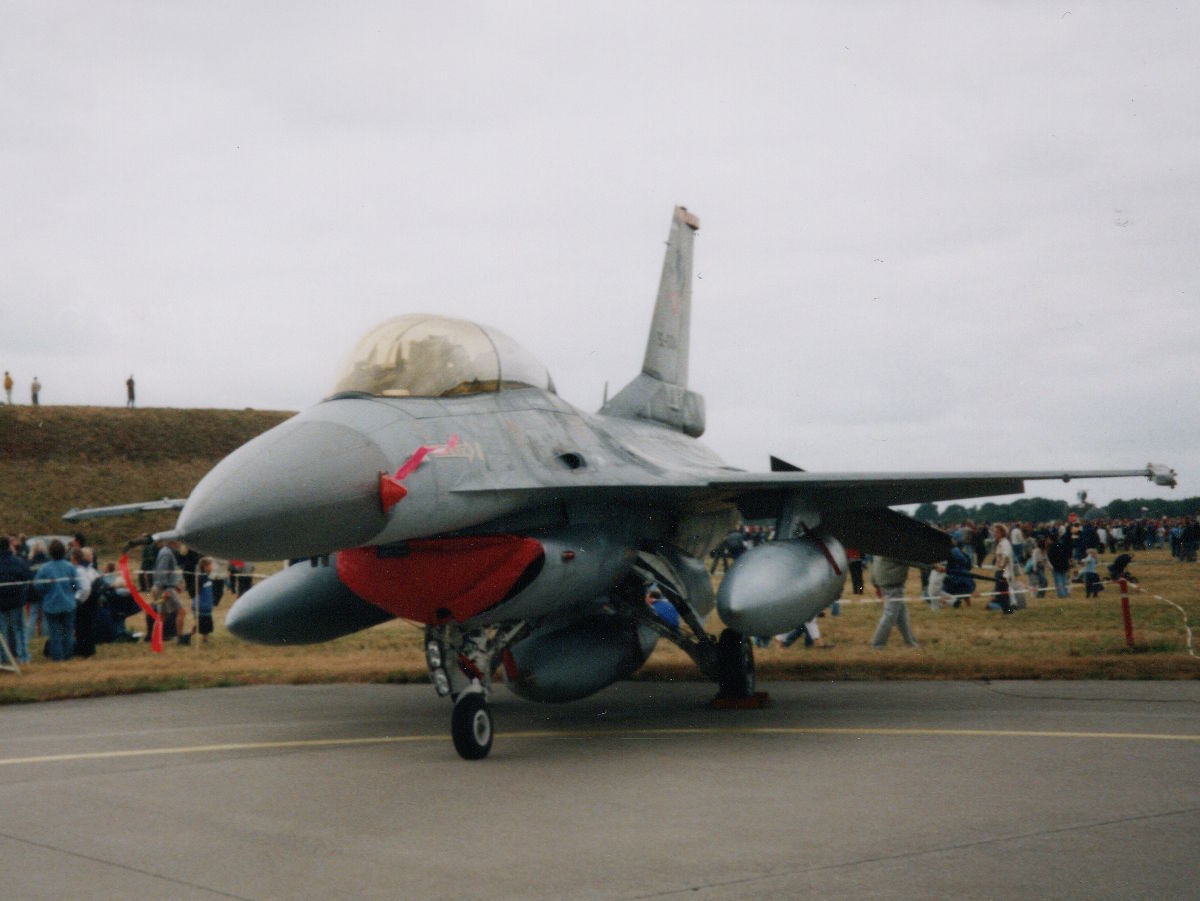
716,536 -> 848,636
503,614 -> 659,703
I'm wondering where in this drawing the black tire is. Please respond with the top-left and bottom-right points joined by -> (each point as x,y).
716,628 -> 755,699
451,692 -> 493,760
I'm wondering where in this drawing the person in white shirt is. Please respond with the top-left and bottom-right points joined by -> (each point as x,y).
992,524 -> 1016,614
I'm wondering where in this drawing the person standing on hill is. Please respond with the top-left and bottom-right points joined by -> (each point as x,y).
126,374 -> 135,408
3,371 -> 12,404
30,376 -> 40,406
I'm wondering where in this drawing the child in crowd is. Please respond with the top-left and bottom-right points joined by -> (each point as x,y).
193,557 -> 215,643
1079,547 -> 1104,598
926,562 -> 948,610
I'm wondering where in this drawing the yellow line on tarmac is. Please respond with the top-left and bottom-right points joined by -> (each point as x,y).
1,725 -> 1196,768
0,735 -> 441,767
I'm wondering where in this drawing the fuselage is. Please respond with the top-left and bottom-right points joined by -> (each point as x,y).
176,387 -> 738,564
179,387 -> 741,642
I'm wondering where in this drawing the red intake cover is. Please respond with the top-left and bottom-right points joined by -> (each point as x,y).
337,535 -> 545,625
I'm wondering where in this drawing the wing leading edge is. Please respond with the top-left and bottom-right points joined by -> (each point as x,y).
63,498 -> 188,522
452,464 -> 1175,512
709,465 -> 1176,517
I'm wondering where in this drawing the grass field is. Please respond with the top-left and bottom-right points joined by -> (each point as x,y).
3,549 -> 1195,704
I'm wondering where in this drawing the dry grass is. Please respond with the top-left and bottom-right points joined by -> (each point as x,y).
4,550 -> 1196,703
1,405 -> 292,552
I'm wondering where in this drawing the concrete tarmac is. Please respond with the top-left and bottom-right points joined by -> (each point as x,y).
2,680 -> 1197,900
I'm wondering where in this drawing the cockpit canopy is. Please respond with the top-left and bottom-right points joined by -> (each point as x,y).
330,314 -> 555,398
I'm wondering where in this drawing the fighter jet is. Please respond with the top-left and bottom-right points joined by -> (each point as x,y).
66,206 -> 1177,759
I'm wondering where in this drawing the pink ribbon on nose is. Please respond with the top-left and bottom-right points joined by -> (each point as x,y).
380,434 -> 460,513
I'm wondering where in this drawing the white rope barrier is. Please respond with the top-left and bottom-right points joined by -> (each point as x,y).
1129,583 -> 1197,659
5,561 -> 1196,658
2,568 -> 269,590
839,573 -> 1198,658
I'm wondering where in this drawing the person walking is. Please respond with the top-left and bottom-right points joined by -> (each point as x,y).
870,556 -> 918,648
846,547 -> 865,594
126,374 -> 135,408
3,371 -> 12,404
30,376 -> 40,406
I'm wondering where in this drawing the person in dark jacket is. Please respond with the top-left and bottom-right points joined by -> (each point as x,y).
1107,553 -> 1137,583
0,537 -> 33,665
1047,529 -> 1073,598
942,543 -> 976,607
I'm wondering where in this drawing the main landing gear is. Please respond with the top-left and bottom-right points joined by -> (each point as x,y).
715,627 -> 756,700
425,621 -> 527,760
622,556 -> 759,704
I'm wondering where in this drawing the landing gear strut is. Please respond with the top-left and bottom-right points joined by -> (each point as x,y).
425,621 -> 527,760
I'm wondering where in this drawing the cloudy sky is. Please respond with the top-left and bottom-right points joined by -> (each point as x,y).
3,3 -> 1197,505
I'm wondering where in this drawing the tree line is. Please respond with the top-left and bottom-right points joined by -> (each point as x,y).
913,496 -> 1200,525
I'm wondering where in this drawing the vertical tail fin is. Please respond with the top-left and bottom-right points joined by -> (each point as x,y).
643,206 -> 700,387
600,206 -> 706,437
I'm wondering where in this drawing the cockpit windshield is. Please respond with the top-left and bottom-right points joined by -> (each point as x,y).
330,314 -> 555,398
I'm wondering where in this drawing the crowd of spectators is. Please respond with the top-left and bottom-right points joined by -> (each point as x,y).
0,531 -> 240,668
943,514 -> 1199,565
711,511 -> 1196,651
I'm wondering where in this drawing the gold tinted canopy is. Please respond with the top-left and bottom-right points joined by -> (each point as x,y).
331,314 -> 555,398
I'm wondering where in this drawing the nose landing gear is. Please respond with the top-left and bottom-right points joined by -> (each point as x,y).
451,691 -> 493,760
425,621 -> 527,760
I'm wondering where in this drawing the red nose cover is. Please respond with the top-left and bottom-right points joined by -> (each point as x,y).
337,535 -> 545,625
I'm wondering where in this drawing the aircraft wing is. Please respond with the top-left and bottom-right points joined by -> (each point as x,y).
454,464 -> 1174,511
704,465 -> 1176,517
63,498 -> 188,522
451,464 -> 1174,563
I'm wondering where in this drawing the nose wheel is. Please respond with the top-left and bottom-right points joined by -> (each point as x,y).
451,691 -> 494,760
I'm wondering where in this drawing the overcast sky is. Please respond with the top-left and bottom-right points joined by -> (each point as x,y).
3,2 -> 1197,506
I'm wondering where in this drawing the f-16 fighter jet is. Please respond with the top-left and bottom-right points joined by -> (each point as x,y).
66,207 -> 1176,759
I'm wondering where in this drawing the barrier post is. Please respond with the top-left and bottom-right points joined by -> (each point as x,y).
1119,577 -> 1135,648
0,631 -> 19,675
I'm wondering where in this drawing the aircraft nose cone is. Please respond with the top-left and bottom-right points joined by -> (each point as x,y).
176,413 -> 390,560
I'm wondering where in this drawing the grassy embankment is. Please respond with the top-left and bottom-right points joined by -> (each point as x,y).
1,405 -> 1196,703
